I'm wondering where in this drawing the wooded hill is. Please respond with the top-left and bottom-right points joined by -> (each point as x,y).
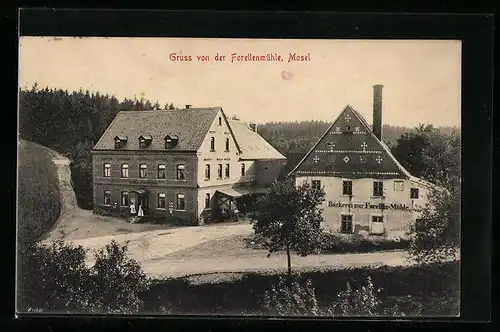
257,121 -> 460,155
18,84 -> 460,209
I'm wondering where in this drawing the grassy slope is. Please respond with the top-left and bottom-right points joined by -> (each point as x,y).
18,139 -> 62,244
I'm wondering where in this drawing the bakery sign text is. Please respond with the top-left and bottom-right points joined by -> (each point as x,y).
327,201 -> 413,211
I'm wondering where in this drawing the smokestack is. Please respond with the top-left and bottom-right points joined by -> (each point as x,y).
372,84 -> 383,140
185,104 -> 192,109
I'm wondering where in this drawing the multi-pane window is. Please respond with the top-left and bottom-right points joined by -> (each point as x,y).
410,188 -> 420,199
157,193 -> 166,209
205,193 -> 210,209
205,164 -> 211,179
139,164 -> 147,178
176,193 -> 185,210
121,164 -> 129,178
103,163 -> 111,177
177,164 -> 185,180
210,137 -> 215,151
157,164 -> 166,179
217,164 -> 223,179
341,214 -> 353,233
393,180 -> 404,191
311,180 -> 321,191
241,163 -> 246,176
225,138 -> 230,152
103,190 -> 111,205
225,164 -> 230,178
342,181 -> 353,195
121,191 -> 129,206
373,181 -> 384,197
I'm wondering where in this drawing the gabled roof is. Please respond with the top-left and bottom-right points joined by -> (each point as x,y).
288,105 -> 412,179
93,108 -> 221,151
228,120 -> 286,160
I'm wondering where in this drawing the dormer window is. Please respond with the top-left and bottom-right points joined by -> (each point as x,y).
139,135 -> 152,149
165,135 -> 179,149
114,136 -> 127,149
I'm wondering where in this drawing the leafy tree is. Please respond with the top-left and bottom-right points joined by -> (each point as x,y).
407,184 -> 460,264
251,179 -> 325,275
391,124 -> 461,189
17,240 -> 150,314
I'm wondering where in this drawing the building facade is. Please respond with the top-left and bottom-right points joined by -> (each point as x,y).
289,85 -> 435,236
92,106 -> 286,225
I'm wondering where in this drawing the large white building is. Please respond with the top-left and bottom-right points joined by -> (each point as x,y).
288,85 -> 435,236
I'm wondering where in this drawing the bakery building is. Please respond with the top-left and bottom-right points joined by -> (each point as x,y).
92,106 -> 286,225
288,85 -> 436,236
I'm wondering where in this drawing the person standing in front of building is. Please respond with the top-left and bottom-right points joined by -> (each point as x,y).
130,199 -> 136,216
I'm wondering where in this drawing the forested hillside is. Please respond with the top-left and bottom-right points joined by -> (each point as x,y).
19,84 -> 460,210
19,84 -> 176,209
257,121 -> 459,154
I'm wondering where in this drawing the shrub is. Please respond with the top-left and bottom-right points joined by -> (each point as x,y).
263,274 -> 322,316
17,240 -> 151,314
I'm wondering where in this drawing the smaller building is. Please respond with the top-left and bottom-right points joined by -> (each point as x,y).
289,85 -> 437,237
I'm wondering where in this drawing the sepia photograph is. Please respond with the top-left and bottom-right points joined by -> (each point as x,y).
16,37 -> 461,317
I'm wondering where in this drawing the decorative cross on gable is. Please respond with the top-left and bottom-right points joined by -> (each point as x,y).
354,126 -> 360,132
335,126 -> 341,132
344,114 -> 352,122
313,155 -> 320,163
327,142 -> 335,151
376,156 -> 383,164
361,142 -> 368,150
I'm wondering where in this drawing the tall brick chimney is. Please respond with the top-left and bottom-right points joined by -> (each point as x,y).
372,84 -> 383,140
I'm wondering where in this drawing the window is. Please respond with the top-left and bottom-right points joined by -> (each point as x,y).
139,139 -> 146,149
217,164 -> 223,179
103,163 -> 111,177
372,216 -> 384,223
373,181 -> 384,197
225,138 -> 230,152
210,137 -> 215,151
176,193 -> 185,210
241,163 -> 246,176
342,181 -> 353,195
205,193 -> 210,209
121,191 -> 129,206
139,164 -> 147,178
157,164 -> 166,179
103,190 -> 111,205
205,164 -> 211,179
114,139 -> 121,149
312,180 -> 321,191
218,117 -> 222,126
393,180 -> 404,191
410,188 -> 420,199
176,164 -> 185,180
225,164 -> 230,178
157,193 -> 166,209
121,164 -> 129,178
341,214 -> 353,233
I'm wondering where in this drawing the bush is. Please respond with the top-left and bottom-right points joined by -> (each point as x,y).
17,240 -> 151,314
263,274 -> 322,316
319,231 -> 409,254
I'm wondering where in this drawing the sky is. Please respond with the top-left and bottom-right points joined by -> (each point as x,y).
18,37 -> 461,127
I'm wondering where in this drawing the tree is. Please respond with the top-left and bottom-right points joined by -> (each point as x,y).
391,124 -> 461,189
251,178 -> 325,275
407,184 -> 460,264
